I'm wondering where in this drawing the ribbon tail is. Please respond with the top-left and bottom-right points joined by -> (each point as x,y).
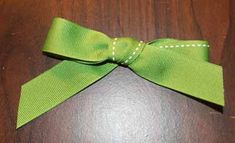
17,60 -> 117,128
129,44 -> 224,106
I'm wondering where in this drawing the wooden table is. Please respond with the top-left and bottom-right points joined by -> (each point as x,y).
1,0 -> 235,142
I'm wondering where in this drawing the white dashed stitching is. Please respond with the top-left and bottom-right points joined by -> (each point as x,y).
159,43 -> 210,48
112,38 -> 118,61
123,41 -> 143,64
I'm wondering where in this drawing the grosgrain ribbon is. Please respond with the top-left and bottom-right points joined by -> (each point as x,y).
17,17 -> 224,128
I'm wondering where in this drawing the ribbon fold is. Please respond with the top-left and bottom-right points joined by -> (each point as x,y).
17,17 -> 224,128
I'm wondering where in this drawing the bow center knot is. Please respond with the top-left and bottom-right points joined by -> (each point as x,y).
109,37 -> 145,66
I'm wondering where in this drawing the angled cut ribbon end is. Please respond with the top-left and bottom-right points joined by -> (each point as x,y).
16,85 -> 34,129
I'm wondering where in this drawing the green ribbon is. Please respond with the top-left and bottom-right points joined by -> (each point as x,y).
17,17 -> 224,128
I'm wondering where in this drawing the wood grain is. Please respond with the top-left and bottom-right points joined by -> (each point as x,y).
0,0 -> 234,142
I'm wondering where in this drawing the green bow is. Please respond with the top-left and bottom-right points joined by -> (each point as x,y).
17,17 -> 224,128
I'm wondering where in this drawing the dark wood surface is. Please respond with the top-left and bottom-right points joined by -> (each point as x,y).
0,0 -> 235,142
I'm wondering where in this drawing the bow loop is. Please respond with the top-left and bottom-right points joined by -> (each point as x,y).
108,37 -> 145,66
43,18 -> 111,64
